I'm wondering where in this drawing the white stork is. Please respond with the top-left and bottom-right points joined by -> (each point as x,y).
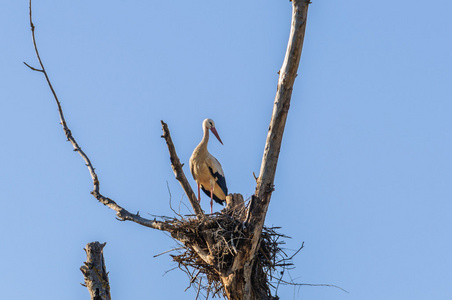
189,118 -> 228,214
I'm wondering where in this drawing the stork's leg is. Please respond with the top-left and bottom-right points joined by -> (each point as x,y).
210,186 -> 214,214
197,184 -> 201,202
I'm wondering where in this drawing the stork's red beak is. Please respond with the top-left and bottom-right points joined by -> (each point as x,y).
210,127 -> 223,145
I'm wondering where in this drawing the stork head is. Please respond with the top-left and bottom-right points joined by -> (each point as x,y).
203,118 -> 223,145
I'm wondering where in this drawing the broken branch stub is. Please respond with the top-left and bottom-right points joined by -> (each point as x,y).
80,242 -> 111,300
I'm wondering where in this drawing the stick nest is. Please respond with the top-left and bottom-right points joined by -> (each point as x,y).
158,205 -> 297,299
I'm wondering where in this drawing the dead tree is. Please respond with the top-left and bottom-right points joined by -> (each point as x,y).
25,0 -> 311,299
80,242 -> 111,300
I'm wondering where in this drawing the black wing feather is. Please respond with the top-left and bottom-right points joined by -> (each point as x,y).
199,166 -> 227,205
209,166 -> 228,196
200,186 -> 224,205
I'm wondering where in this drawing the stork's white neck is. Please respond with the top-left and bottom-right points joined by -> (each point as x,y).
195,124 -> 210,155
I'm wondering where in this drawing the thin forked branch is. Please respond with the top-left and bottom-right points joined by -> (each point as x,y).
24,0 -> 96,187
24,0 -> 174,232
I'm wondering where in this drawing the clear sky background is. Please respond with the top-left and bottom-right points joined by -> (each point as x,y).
1,0 -> 452,299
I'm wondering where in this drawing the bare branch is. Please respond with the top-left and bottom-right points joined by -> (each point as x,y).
247,0 -> 311,259
26,0 -> 98,197
195,277 -> 202,300
167,181 -> 186,218
25,0 -> 177,233
161,120 -> 204,218
277,280 -> 349,294
287,241 -> 304,261
153,247 -> 185,258
23,61 -> 43,72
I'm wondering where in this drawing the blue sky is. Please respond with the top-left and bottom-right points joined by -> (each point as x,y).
1,0 -> 452,299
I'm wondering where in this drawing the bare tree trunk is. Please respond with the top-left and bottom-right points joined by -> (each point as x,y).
80,242 -> 111,300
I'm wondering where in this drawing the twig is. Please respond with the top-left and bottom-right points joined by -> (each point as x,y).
153,247 -> 185,258
179,195 -> 193,216
195,277 -> 202,300
287,242 -> 304,260
23,61 -> 43,72
277,279 -> 349,294
162,266 -> 179,276
190,269 -> 202,284
167,181 -> 184,218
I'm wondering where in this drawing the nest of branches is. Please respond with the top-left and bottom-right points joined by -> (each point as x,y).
157,204 -> 298,299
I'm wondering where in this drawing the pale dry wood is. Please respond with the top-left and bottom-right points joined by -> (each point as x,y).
224,194 -> 246,221
80,242 -> 111,300
225,193 -> 244,212
161,121 -> 204,218
248,0 -> 311,260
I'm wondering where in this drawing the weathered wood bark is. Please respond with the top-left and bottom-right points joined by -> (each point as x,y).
161,121 -> 204,218
221,1 -> 311,299
80,242 -> 111,300
249,0 -> 310,262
